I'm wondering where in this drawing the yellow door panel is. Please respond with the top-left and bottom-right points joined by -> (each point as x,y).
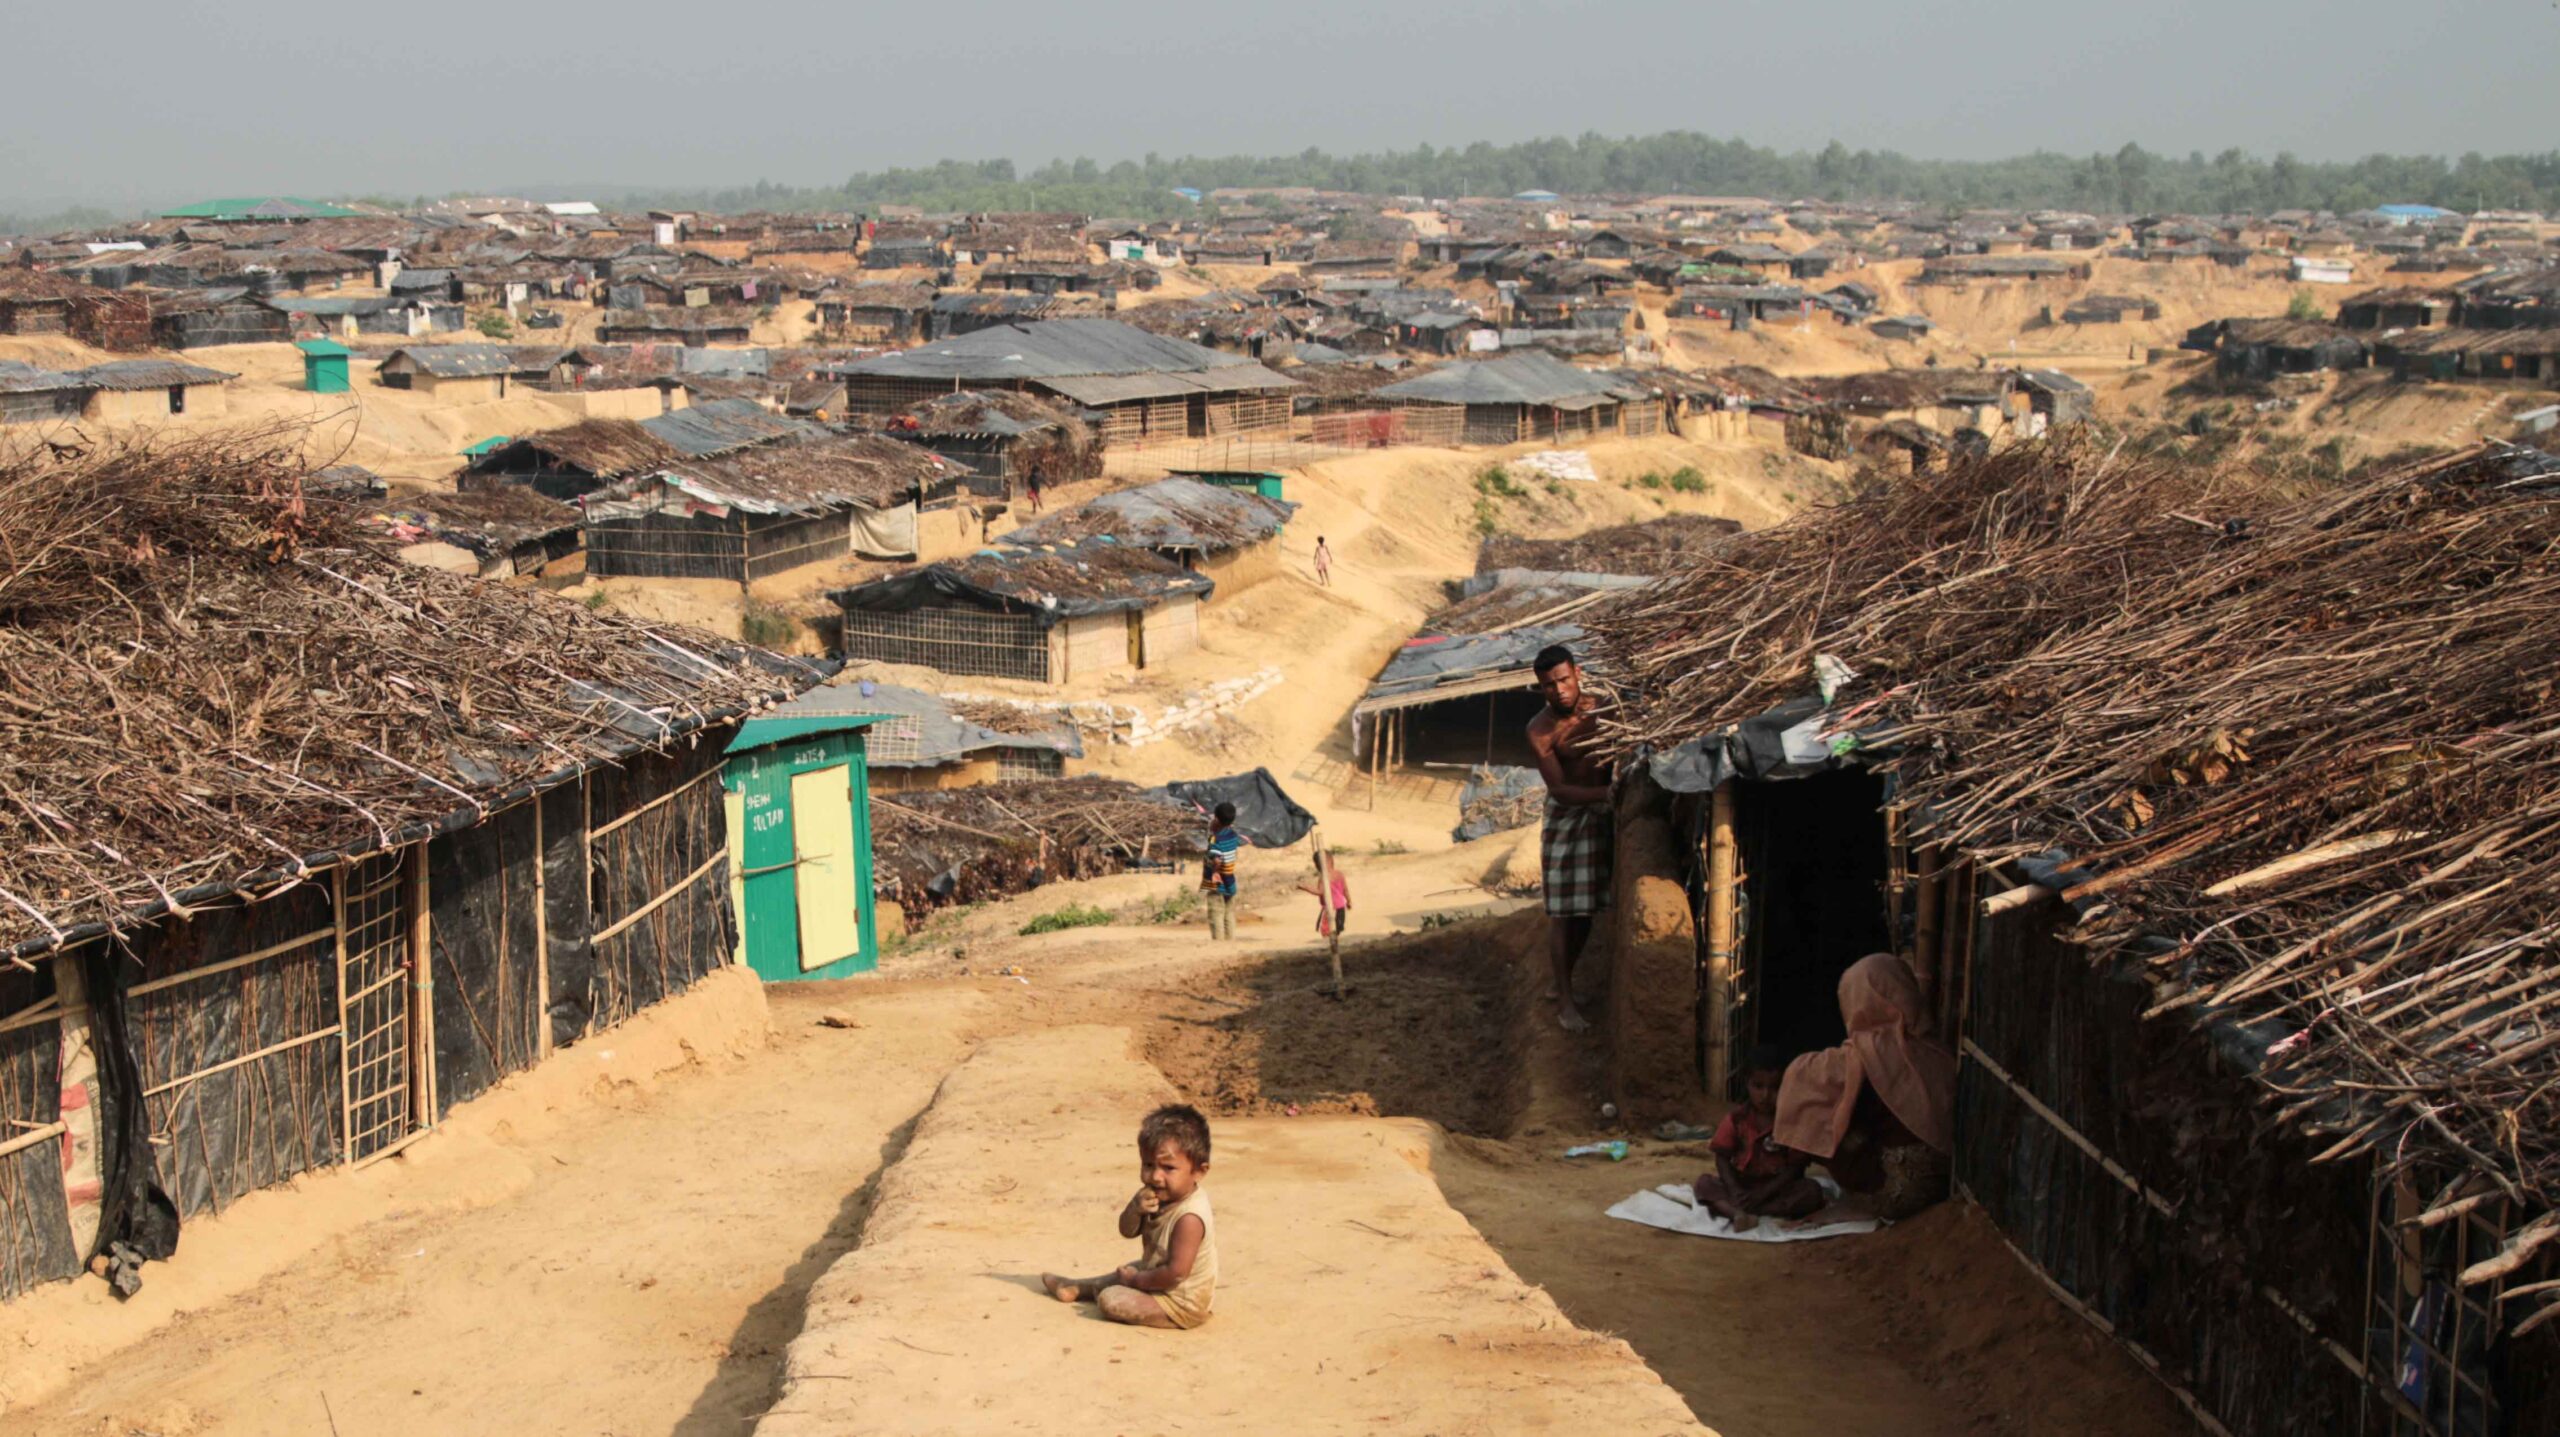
790,764 -> 860,971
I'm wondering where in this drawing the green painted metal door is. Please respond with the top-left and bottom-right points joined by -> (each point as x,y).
736,760 -> 802,976
726,728 -> 879,982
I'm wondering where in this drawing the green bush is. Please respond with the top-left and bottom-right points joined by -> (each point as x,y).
1667,465 -> 1707,494
740,602 -> 799,649
475,312 -> 515,340
1635,471 -> 1664,490
2284,289 -> 2324,322
1475,465 -> 1526,499
1472,497 -> 1501,537
1146,889 -> 1201,924
1417,911 -> 1458,931
1372,838 -> 1410,855
582,589 -> 610,611
1020,904 -> 1112,936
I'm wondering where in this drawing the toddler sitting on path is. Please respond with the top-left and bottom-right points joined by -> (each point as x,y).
1041,1105 -> 1219,1328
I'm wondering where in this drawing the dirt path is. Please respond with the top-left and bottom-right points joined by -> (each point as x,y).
760,1027 -> 1711,1436
8,981 -> 990,1437
7,867 -> 2186,1437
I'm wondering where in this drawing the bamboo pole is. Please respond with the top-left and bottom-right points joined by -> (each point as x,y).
1704,783 -> 1739,1099
333,867 -> 355,1163
533,796 -> 552,1060
406,845 -> 435,1133
1980,882 -> 2054,917
1913,841 -> 1943,1021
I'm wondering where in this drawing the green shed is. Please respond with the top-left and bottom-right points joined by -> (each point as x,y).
1169,468 -> 1286,501
723,706 -> 888,981
296,338 -> 352,394
460,435 -> 512,460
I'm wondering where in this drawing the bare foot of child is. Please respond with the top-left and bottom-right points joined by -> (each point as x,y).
1040,1273 -> 1084,1303
1558,1002 -> 1590,1032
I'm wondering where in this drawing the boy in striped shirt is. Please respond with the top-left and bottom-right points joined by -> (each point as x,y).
1201,802 -> 1244,940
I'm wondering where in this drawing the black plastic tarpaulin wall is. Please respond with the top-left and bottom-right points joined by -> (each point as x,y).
0,716 -> 760,1306
1957,904 -> 2375,1435
429,801 -> 546,1117
0,964 -> 77,1301
583,739 -> 735,1032
541,783 -> 597,1049
125,883 -> 344,1219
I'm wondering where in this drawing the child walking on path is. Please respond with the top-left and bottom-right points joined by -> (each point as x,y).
1202,802 -> 1244,941
1295,842 -> 1353,997
1042,1105 -> 1220,1329
1313,535 -> 1334,586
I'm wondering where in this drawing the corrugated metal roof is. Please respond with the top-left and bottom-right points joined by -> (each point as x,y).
754,681 -> 1078,766
1374,351 -> 1625,407
0,361 -> 87,395
382,343 -> 512,378
638,397 -> 821,458
73,359 -> 238,390
842,317 -> 1275,383
1036,364 -> 1298,406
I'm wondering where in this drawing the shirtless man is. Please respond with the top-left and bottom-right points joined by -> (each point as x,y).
1526,644 -> 1614,1031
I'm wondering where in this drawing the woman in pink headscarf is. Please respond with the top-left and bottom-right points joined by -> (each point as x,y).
1774,953 -> 1956,1220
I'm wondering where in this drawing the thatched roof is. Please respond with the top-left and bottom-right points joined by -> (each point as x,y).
1476,513 -> 1743,577
1587,437 -> 2560,1216
593,433 -> 958,517
900,389 -> 1090,441
386,486 -> 580,554
469,418 -> 683,479
1000,477 -> 1296,555
0,430 -> 809,955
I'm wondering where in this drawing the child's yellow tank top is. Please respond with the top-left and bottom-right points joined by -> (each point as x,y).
1139,1187 -> 1217,1327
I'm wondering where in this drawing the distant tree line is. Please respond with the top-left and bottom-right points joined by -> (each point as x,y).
10,133 -> 2560,235
627,134 -> 2560,220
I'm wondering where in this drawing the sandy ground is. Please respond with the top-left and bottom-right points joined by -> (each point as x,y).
760,1028 -> 1709,1436
3,848 -> 2189,1437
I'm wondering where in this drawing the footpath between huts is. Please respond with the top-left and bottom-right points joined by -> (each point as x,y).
754,1026 -> 1711,1437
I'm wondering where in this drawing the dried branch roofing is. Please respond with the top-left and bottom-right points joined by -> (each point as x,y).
1477,513 -> 1744,577
0,431 -> 809,954
834,539 -> 1211,619
387,487 -> 581,553
1586,437 -> 2560,1203
598,434 -> 957,516
1000,477 -> 1297,554
472,418 -> 684,478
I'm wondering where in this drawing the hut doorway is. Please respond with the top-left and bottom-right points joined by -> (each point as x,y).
1727,769 -> 1892,1068
1399,689 -> 1547,769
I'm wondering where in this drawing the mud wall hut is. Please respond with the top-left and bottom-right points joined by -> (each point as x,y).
1373,350 -> 1637,446
73,359 -> 238,421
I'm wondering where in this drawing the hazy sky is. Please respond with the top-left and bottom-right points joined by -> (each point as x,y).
9,0 -> 2552,210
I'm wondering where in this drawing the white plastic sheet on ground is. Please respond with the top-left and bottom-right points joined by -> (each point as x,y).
1605,1179 -> 1882,1244
1514,450 -> 1598,483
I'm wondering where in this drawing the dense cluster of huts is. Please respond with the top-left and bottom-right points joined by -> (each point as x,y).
2189,268 -> 2560,387
1569,437 -> 2560,1437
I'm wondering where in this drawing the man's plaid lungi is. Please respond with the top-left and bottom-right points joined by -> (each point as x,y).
1540,798 -> 1613,917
